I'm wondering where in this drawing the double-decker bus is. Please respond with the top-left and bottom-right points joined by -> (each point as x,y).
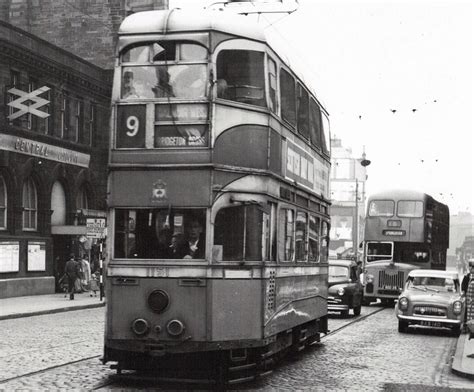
103,8 -> 332,384
362,190 -> 449,305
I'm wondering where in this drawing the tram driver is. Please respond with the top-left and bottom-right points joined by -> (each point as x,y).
181,219 -> 205,259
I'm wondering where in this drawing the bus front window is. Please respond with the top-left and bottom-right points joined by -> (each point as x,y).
114,208 -> 206,259
366,242 -> 392,262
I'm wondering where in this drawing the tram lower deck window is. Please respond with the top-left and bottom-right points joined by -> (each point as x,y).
114,208 -> 206,259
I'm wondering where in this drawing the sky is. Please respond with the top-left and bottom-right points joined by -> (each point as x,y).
169,0 -> 473,215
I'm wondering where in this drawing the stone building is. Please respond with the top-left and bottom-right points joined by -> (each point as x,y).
0,0 -> 169,69
0,20 -> 111,298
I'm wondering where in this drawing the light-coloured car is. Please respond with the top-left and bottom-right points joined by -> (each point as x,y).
396,269 -> 465,336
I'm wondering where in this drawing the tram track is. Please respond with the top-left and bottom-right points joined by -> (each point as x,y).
0,308 -> 387,390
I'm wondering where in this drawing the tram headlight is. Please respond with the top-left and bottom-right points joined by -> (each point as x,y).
131,318 -> 150,336
148,289 -> 170,313
453,301 -> 462,315
366,274 -> 374,284
337,287 -> 345,296
398,297 -> 409,311
166,319 -> 185,337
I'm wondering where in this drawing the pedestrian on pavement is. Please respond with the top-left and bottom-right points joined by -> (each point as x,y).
461,263 -> 474,295
65,254 -> 80,300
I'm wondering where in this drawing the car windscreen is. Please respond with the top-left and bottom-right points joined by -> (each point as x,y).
407,276 -> 458,292
329,265 -> 349,282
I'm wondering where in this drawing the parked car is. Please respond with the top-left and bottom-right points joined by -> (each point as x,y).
396,269 -> 465,336
328,259 -> 364,316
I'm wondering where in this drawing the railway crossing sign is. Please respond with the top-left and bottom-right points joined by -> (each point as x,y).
7,86 -> 51,120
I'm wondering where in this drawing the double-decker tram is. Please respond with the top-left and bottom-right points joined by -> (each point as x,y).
362,190 -> 449,305
103,8 -> 332,384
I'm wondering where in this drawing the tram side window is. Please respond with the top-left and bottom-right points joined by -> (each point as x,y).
296,84 -> 309,140
216,50 -> 265,107
278,209 -> 294,262
368,200 -> 394,217
114,208 -> 206,259
309,99 -> 322,149
321,113 -> 330,155
321,220 -> 329,263
267,57 -> 278,114
214,205 -> 264,261
295,212 -> 308,261
308,215 -> 320,262
280,69 -> 296,126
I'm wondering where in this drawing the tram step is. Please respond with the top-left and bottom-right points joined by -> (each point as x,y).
229,362 -> 257,372
228,375 -> 256,385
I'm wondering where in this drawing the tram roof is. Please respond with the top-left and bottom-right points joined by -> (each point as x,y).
118,9 -> 326,112
119,9 -> 266,42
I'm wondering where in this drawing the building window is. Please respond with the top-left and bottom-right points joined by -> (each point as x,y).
61,94 -> 70,139
41,87 -> 52,135
22,178 -> 37,231
88,103 -> 96,146
8,70 -> 20,125
75,99 -> 84,143
0,176 -> 7,229
76,186 -> 89,210
27,79 -> 38,131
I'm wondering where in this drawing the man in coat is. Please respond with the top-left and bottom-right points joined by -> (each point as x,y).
65,254 -> 80,300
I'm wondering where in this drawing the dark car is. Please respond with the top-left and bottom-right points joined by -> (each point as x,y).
328,259 -> 364,316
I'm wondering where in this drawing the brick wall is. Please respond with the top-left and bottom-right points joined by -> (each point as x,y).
0,0 -> 168,69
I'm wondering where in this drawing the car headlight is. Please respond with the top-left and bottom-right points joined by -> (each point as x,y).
337,287 -> 345,296
398,297 -> 408,310
366,274 -> 374,283
453,300 -> 462,315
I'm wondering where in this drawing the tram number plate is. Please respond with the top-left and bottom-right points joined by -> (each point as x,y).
154,267 -> 167,277
420,320 -> 442,328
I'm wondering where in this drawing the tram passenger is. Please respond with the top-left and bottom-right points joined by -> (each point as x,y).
181,219 -> 205,259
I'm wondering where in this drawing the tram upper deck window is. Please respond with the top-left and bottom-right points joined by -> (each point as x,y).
267,58 -> 278,113
280,69 -> 296,126
297,84 -> 309,140
368,200 -> 394,217
214,205 -> 264,261
309,99 -> 322,149
397,200 -> 424,217
216,50 -> 265,107
114,208 -> 206,260
120,41 -> 208,100
321,113 -> 330,156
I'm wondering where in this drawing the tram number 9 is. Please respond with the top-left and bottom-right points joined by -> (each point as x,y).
126,116 -> 139,137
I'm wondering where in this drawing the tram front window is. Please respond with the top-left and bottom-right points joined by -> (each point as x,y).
114,208 -> 206,259
216,49 -> 265,107
214,205 -> 265,261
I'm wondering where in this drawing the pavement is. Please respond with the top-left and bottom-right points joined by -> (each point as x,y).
0,293 -> 473,381
0,291 -> 105,321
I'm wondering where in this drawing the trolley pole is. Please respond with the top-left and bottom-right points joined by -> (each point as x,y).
354,178 -> 359,263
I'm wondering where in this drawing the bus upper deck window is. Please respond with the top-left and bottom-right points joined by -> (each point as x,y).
368,200 -> 394,217
122,44 -> 151,63
397,200 -> 423,217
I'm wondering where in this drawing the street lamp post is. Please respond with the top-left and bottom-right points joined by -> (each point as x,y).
354,153 -> 371,263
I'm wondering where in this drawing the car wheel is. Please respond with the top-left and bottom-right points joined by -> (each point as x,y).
353,305 -> 361,316
398,320 -> 408,333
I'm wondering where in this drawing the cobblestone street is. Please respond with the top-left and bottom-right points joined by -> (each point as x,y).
1,306 -> 473,391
